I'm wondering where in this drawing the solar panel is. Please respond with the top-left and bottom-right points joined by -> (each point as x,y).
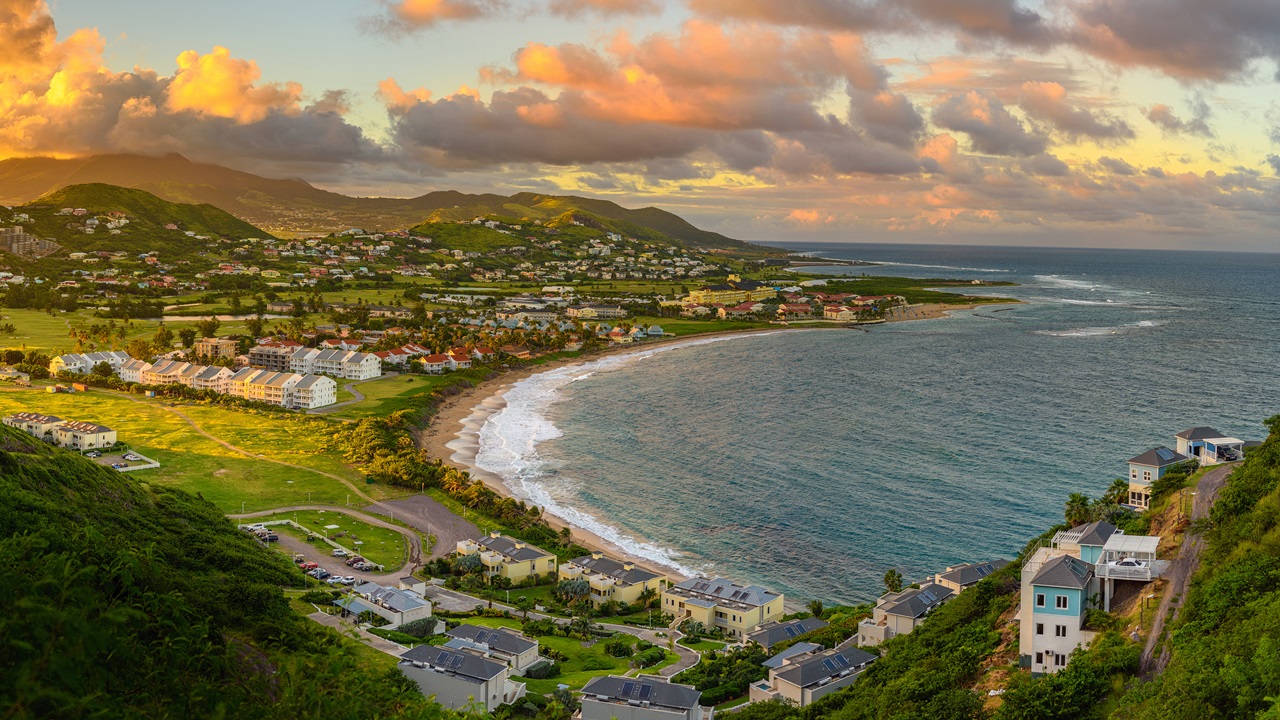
639,684 -> 653,700
920,590 -> 936,604
977,565 -> 991,576
451,656 -> 465,669
621,682 -> 635,698
437,651 -> 449,664
822,659 -> 837,672
833,654 -> 848,668
784,626 -> 799,638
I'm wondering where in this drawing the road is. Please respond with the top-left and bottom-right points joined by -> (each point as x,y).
228,504 -> 423,576
362,495 -> 480,559
1139,463 -> 1235,677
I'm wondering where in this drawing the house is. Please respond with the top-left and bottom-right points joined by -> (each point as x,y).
290,348 -> 382,380
749,641 -> 876,707
746,617 -> 829,651
499,345 -> 532,359
471,347 -> 496,362
823,306 -> 858,321
193,337 -> 238,359
932,560 -> 1009,594
445,624 -> 540,675
290,374 -> 338,409
777,303 -> 813,317
49,351 -> 131,375
419,354 -> 448,374
117,358 -> 152,383
1126,447 -> 1188,509
1051,520 -> 1119,564
662,577 -> 785,639
447,353 -> 472,371
1019,553 -> 1096,675
565,304 -> 628,320
1174,426 -> 1244,465
1050,520 -> 1165,609
3,412 -> 64,439
559,552 -> 665,608
52,420 -> 117,450
342,581 -> 433,627
455,532 -> 557,582
142,359 -> 193,385
761,642 -> 823,670
247,343 -> 299,372
580,676 -> 706,720
398,646 -> 524,712
856,583 -> 954,646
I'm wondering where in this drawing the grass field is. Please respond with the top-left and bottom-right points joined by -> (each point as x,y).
0,388 -> 359,513
0,307 -> 271,353
327,371 -> 488,421
255,510 -> 408,568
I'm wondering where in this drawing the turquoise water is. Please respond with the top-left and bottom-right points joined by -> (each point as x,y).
475,245 -> 1280,604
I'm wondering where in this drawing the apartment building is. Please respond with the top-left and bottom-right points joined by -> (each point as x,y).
559,552 -> 665,608
455,532 -> 557,582
662,577 -> 786,639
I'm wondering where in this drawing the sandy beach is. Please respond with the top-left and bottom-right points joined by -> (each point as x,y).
414,302 -> 992,582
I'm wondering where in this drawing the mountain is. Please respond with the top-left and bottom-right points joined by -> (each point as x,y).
31,183 -> 268,239
0,424 -> 467,719
0,154 -> 769,252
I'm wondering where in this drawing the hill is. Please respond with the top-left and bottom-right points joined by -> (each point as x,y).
0,154 -> 771,253
0,423 -> 469,719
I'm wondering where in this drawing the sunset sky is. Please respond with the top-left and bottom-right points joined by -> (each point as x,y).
4,0 -> 1280,248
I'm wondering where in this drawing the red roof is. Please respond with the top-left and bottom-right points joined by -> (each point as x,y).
424,354 -> 449,363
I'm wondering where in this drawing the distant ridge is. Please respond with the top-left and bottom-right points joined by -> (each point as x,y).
0,154 -> 767,252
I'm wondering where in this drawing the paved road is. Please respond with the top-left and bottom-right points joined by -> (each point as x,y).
362,495 -> 480,559
309,611 -> 411,657
1140,463 -> 1235,677
307,372 -> 398,414
229,503 -> 423,575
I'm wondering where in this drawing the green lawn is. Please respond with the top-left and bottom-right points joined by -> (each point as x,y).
0,307 -> 282,353
254,510 -> 407,568
327,372 -> 488,421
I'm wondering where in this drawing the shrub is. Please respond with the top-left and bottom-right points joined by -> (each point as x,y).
368,628 -> 422,645
580,657 -> 616,671
357,610 -> 390,627
522,618 -> 560,637
603,638 -> 634,658
525,660 -> 562,680
399,617 -> 438,638
299,590 -> 333,604
634,647 -> 666,668
635,640 -> 653,651
539,644 -> 569,663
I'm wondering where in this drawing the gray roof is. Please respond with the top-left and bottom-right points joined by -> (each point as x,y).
368,586 -> 427,613
400,646 -> 506,681
879,583 -> 954,619
570,554 -> 660,584
447,624 -> 537,655
937,560 -> 1009,588
1031,554 -> 1094,590
581,676 -> 702,711
773,646 -> 876,688
1176,426 -> 1222,441
670,576 -> 780,608
762,642 -> 822,669
477,534 -> 553,562
1070,520 -> 1119,547
1128,446 -> 1188,467
746,617 -> 828,649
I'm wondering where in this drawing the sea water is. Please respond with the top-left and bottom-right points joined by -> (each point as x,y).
474,244 -> 1280,604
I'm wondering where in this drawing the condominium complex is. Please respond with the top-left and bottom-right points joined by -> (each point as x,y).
663,577 -> 786,639
455,532 -> 558,582
559,552 -> 665,607
288,347 -> 382,380
4,412 -> 117,450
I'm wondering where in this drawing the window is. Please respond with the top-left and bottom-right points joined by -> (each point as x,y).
1130,469 -> 1137,479
1055,625 -> 1067,638
1055,655 -> 1067,667
1035,623 -> 1044,635
1035,593 -> 1046,607
1143,471 -> 1152,481
1056,595 -> 1069,610
1035,652 -> 1043,665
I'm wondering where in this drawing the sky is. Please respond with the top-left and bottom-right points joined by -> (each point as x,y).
4,0 -> 1280,249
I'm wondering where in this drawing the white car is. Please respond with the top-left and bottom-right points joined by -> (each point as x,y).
1109,558 -> 1148,568
342,576 -> 356,585
124,454 -> 142,461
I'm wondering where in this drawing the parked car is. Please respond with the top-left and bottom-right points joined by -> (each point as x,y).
1109,558 -> 1148,568
332,549 -> 348,558
300,562 -> 319,571
342,576 -> 356,585
327,576 -> 344,586
110,463 -> 126,469
85,451 -> 101,458
265,533 -> 279,542
123,454 -> 142,461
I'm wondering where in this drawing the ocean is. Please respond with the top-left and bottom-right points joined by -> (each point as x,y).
473,244 -> 1280,605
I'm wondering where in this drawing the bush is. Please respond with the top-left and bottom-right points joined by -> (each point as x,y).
299,590 -> 333,604
635,640 -> 653,651
539,644 -> 569,663
580,657 -> 616,671
398,617 -> 438,638
357,610 -> 390,627
522,617 -> 560,637
634,647 -> 666,668
367,627 -> 423,645
602,638 -> 634,657
525,660 -> 562,680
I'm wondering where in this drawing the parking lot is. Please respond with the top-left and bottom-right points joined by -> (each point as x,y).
89,450 -> 159,472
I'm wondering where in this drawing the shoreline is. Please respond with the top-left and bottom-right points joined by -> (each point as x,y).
414,302 -> 995,585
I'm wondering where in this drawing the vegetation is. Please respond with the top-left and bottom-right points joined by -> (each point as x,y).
673,645 -> 770,705
0,424 -> 471,719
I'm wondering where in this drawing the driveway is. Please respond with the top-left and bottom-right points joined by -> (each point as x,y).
230,503 -> 424,574
362,494 -> 480,559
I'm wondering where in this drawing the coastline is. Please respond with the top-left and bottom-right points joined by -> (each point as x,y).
415,302 -> 991,583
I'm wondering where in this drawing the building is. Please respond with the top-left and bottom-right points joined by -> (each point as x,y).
559,552 -> 665,608
290,348 -> 382,380
663,577 -> 786,639
290,374 -> 337,409
241,370 -> 300,405
247,343 -> 298,372
1174,426 -> 1245,465
193,337 -> 238,359
398,646 -> 524,712
686,277 -> 776,305
52,420 -> 117,450
342,581 -> 433,627
447,352 -> 472,371
190,365 -> 234,393
1019,553 -> 1096,675
565,303 -> 628,320
49,351 -> 131,375
580,676 -> 707,720
932,560 -> 1009,594
3,411 -> 64,438
142,359 -> 191,385
857,583 -> 954,647
455,532 -> 557,582
117,358 -> 152,383
746,617 -> 829,651
1126,447 -> 1188,509
1051,520 -> 1119,564
445,625 -> 540,676
419,354 -> 448,374
749,641 -> 876,707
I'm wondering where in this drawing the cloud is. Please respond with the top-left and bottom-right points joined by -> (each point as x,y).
1098,156 -> 1137,175
166,47 -> 302,123
932,91 -> 1046,155
1144,96 -> 1214,137
548,0 -> 661,17
1266,154 -> 1280,176
374,0 -> 503,31
1017,81 -> 1134,142
1022,152 -> 1069,176
1070,0 -> 1280,81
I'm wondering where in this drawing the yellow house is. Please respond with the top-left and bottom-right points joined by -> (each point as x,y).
52,420 -> 117,450
455,532 -> 557,582
662,577 -> 785,639
3,411 -> 64,439
559,552 -> 664,608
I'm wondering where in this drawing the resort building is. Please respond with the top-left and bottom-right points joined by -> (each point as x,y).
241,370 -> 300,405
52,420 -> 117,450
290,374 -> 338,409
247,343 -> 300,372
857,583 -> 954,647
289,348 -> 382,380
193,337 -> 238,359
565,303 -> 628,320
579,676 -> 707,720
398,646 -> 524,712
749,641 -> 877,707
1019,553 -> 1096,675
190,365 -> 233,393
662,577 -> 786,639
746,617 -> 829,651
341,581 -> 433,627
1126,447 -> 1188,509
455,532 -> 557,582
931,560 -> 1009,594
444,625 -> 540,676
685,277 -> 776,305
3,411 -> 64,438
118,358 -> 151,383
1174,426 -> 1245,465
559,552 -> 665,608
48,351 -> 132,376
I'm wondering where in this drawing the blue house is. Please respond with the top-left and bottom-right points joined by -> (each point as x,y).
1052,520 -> 1119,564
1020,553 -> 1097,675
1126,446 -> 1188,509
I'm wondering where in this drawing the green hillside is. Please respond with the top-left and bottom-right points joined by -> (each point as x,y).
0,424 -> 467,719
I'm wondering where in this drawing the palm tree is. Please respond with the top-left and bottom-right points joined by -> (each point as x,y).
883,568 -> 904,594
807,599 -> 825,619
1065,492 -> 1093,526
1105,477 -> 1130,506
557,527 -> 573,549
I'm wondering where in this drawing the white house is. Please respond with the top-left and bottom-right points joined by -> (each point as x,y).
344,581 -> 434,627
290,374 -> 337,409
49,351 -> 131,375
580,676 -> 707,720
398,646 -> 524,712
117,358 -> 152,383
444,625 -> 541,676
419,353 -> 448,374
749,641 -> 876,707
857,583 -> 953,646
447,352 -> 472,371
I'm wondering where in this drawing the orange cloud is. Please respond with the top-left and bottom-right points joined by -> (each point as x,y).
166,47 -> 302,123
378,78 -> 433,114
388,0 -> 500,27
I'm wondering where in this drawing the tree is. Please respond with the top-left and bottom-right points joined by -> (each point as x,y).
807,599 -> 825,619
1065,492 -> 1092,526
153,324 -> 174,350
1105,477 -> 1130,506
3,349 -> 24,365
245,315 -> 265,339
557,578 -> 590,604
91,361 -> 112,377
884,568 -> 904,594
558,526 -> 573,548
228,293 -> 242,313
177,327 -> 197,348
195,317 -> 221,338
